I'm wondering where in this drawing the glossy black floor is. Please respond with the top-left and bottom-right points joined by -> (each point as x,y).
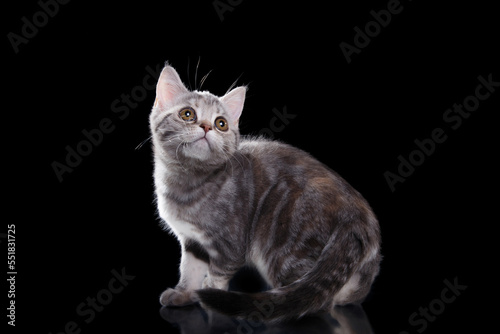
161,268 -> 376,334
160,304 -> 373,334
6,0 -> 498,333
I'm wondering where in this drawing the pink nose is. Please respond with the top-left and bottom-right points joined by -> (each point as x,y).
200,123 -> 212,133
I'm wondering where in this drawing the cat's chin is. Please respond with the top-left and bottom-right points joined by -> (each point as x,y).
182,138 -> 216,163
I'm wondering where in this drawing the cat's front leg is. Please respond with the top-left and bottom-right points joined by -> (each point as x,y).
160,239 -> 210,307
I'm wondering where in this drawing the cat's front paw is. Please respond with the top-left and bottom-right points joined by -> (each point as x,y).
159,288 -> 196,307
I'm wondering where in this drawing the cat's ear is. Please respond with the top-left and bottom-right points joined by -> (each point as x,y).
220,86 -> 246,126
154,65 -> 189,109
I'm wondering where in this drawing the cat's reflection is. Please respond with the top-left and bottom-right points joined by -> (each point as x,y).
160,303 -> 374,334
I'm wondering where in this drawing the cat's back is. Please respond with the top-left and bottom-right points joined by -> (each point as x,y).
238,136 -> 315,165
236,136 -> 366,204
238,136 -> 335,180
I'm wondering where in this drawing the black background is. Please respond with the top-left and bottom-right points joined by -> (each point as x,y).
4,0 -> 499,333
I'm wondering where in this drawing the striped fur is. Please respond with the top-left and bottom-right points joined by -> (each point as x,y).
151,64 -> 381,322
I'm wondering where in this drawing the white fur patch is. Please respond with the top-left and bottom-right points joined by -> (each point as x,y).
180,252 -> 209,290
248,244 -> 273,286
334,273 -> 360,305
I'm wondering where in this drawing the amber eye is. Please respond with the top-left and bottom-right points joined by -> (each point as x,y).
214,117 -> 228,131
179,108 -> 196,122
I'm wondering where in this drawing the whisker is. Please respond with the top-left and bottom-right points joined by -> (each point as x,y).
215,140 -> 233,175
160,134 -> 182,143
175,141 -> 189,172
216,140 -> 249,179
199,69 -> 213,90
135,135 -> 152,150
194,56 -> 201,91
235,151 -> 250,169
225,72 -> 244,94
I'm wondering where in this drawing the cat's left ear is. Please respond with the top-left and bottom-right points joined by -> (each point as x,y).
220,86 -> 246,126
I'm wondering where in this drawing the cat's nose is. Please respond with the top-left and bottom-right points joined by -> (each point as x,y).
200,123 -> 212,133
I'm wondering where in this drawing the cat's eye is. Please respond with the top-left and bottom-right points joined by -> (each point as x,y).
179,108 -> 196,122
214,117 -> 228,131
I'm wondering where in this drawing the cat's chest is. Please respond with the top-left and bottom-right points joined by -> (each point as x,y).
157,191 -> 208,241
154,167 -> 241,243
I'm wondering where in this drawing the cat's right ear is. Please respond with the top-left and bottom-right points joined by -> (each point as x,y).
154,65 -> 189,110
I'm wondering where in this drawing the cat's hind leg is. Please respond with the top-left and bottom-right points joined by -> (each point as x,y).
160,239 -> 210,307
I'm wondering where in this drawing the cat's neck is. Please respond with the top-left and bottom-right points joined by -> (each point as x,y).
155,154 -> 226,190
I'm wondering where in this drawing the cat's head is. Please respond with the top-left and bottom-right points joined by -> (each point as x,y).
150,64 -> 246,168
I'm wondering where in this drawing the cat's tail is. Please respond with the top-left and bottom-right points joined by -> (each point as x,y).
195,220 -> 381,323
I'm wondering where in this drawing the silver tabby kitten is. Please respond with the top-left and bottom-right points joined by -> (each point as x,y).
150,63 -> 381,322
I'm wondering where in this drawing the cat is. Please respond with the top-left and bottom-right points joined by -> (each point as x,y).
150,63 -> 381,323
